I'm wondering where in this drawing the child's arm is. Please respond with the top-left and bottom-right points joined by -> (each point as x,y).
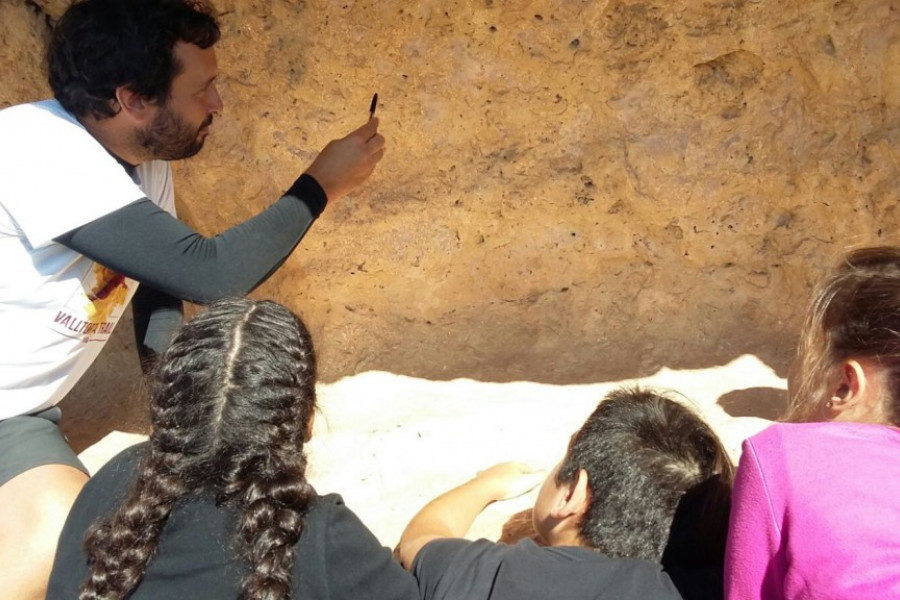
396,462 -> 544,571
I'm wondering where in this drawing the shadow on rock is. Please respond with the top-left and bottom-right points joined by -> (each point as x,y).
717,387 -> 785,421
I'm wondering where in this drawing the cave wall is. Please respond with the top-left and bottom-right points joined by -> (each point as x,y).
3,0 -> 900,445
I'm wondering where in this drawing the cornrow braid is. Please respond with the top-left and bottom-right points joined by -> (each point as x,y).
78,452 -> 186,599
79,299 -> 318,599
214,302 -> 317,599
231,451 -> 314,600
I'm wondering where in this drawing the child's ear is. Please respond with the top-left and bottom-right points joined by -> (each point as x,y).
828,359 -> 892,423
828,360 -> 867,417
551,468 -> 590,519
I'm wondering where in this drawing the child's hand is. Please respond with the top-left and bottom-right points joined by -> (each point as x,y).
398,461 -> 546,570
475,462 -> 546,502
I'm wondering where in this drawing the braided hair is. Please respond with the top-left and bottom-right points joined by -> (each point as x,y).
79,298 -> 317,600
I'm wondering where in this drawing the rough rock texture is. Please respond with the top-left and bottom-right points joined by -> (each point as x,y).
3,0 -> 900,447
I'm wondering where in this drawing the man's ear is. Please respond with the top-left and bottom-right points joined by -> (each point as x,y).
550,468 -> 590,519
113,85 -> 153,123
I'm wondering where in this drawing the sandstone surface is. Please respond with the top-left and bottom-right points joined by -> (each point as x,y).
3,0 -> 899,447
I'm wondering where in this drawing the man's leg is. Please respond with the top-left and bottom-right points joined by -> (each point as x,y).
0,409 -> 89,600
0,464 -> 88,600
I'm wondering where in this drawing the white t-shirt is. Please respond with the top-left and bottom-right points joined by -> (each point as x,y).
0,100 -> 175,419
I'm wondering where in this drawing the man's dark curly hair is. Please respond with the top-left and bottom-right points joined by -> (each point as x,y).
78,298 -> 318,600
48,0 -> 220,119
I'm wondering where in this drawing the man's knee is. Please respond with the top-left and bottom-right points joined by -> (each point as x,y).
0,464 -> 88,548
0,465 -> 88,599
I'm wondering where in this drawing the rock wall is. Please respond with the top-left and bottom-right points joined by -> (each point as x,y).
3,0 -> 900,445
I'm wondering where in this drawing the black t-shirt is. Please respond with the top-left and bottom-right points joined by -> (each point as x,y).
47,444 -> 419,600
412,537 -> 687,600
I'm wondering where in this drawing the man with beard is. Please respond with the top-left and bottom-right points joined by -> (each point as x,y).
0,1 -> 385,597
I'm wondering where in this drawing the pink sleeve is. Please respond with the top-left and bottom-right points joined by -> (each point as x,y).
724,439 -> 785,600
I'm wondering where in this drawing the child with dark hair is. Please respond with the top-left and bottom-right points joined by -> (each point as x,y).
397,387 -> 733,600
46,299 -> 419,600
725,246 -> 900,599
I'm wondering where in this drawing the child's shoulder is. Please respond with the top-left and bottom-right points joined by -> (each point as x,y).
417,539 -> 680,600
749,421 -> 900,454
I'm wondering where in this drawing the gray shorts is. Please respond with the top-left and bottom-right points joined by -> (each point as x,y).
0,407 -> 88,488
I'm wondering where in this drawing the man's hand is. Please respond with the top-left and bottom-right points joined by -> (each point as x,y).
305,118 -> 385,201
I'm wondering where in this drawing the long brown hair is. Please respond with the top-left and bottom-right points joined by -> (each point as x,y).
78,298 -> 317,600
786,246 -> 900,425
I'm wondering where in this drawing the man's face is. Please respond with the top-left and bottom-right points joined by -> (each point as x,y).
138,41 -> 222,160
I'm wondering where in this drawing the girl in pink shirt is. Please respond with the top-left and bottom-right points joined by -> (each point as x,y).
725,246 -> 900,599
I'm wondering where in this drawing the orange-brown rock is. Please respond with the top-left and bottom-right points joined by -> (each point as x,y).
4,0 -> 899,448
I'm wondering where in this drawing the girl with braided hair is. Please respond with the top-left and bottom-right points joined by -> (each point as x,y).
46,298 -> 419,600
